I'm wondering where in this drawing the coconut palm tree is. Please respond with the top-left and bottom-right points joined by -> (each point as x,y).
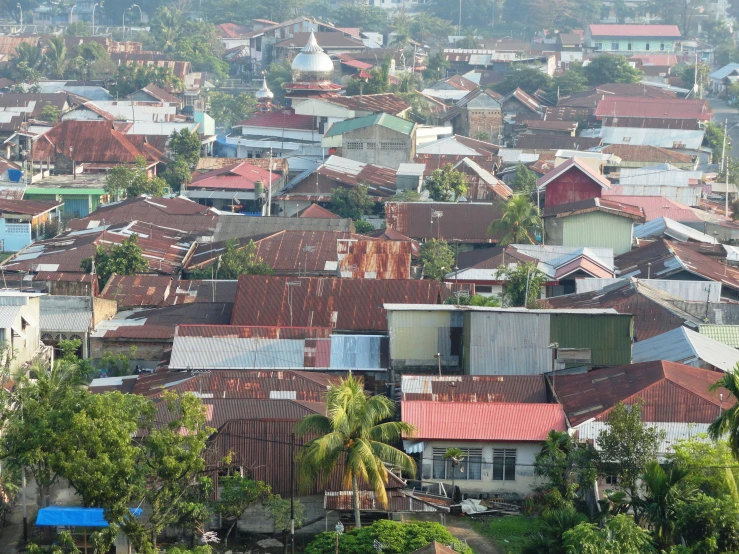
709,370 -> 739,457
488,195 -> 542,246
295,374 -> 416,529
44,36 -> 67,79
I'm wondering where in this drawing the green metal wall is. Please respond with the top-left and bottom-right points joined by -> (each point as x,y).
549,313 -> 633,367
561,211 -> 634,256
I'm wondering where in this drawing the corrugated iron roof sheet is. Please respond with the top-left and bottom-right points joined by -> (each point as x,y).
298,204 -> 339,219
595,97 -> 711,120
632,326 -> 739,371
543,197 -> 645,221
598,127 -> 705,149
577,421 -> 710,456
385,202 -> 501,243
601,145 -> 693,164
602,195 -> 700,222
400,375 -> 548,403
325,113 -> 415,138
588,24 -> 682,38
325,93 -> 410,115
555,360 -> 730,426
402,401 -> 566,441
99,275 -> 238,309
231,275 -> 448,331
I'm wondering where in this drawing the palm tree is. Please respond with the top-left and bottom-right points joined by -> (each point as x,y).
443,448 -> 464,504
634,461 -> 695,549
44,36 -> 67,80
488,195 -> 542,246
295,374 -> 416,529
12,42 -> 43,73
709,370 -> 739,457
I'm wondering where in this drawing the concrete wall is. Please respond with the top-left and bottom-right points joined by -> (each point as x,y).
671,300 -> 739,325
90,338 -> 171,367
337,125 -> 415,167
237,495 -> 325,534
462,108 -> 502,140
92,297 -> 118,327
5,296 -> 41,373
418,440 -> 541,500
0,219 -> 32,251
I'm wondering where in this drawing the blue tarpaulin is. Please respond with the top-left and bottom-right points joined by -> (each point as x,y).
36,506 -> 142,527
7,169 -> 22,183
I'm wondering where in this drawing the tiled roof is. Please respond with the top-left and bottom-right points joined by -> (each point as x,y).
237,110 -> 316,130
543,197 -> 645,221
401,401 -> 566,441
536,156 -> 612,190
699,324 -> 739,348
385,202 -> 502,243
540,277 -> 701,340
231,275 -> 447,331
595,97 -> 712,121
324,93 -> 410,115
588,24 -> 682,38
400,375 -> 548,403
555,360 -> 730,426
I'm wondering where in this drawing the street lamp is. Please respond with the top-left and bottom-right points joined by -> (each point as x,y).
69,4 -> 76,24
16,3 -> 22,30
123,4 -> 143,37
434,352 -> 441,376
91,3 -> 99,35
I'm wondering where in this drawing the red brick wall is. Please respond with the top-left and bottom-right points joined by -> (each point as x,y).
544,167 -> 603,207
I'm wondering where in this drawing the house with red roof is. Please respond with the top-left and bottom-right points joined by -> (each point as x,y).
536,157 -> 613,207
184,160 -> 284,213
585,24 -> 682,53
401,400 -> 567,499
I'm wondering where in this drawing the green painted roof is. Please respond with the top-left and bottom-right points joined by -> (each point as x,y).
698,325 -> 739,348
25,188 -> 105,196
324,113 -> 415,138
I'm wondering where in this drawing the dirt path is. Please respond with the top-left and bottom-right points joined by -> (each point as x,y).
443,517 -> 501,554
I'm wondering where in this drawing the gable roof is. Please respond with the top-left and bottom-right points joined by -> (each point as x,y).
604,196 -> 700,222
632,326 -> 739,372
588,24 -> 682,38
615,239 -> 739,292
536,156 -> 612,190
543,197 -> 645,221
137,83 -> 181,104
555,360 -> 730,426
189,161 -> 281,191
540,277 -> 702,340
710,63 -> 739,80
236,110 -> 316,130
502,88 -> 542,112
297,203 -> 339,219
324,113 -> 416,138
231,275 -> 447,331
445,74 -> 479,91
595,97 -> 712,121
401,401 -> 566,441
454,157 -> 513,201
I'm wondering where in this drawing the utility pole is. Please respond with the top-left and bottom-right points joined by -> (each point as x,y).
267,147 -> 273,217
724,119 -> 730,218
290,433 -> 295,554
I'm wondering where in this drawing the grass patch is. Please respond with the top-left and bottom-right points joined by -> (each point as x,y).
472,515 -> 542,554
0,252 -> 15,263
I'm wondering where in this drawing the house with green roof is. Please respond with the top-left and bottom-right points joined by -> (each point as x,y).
322,113 -> 417,168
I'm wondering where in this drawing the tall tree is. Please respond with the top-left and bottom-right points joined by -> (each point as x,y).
80,235 -> 149,287
582,55 -> 643,86
169,129 -> 201,166
216,476 -> 272,545
493,66 -> 553,95
597,401 -> 664,502
296,374 -> 416,529
419,239 -> 455,280
509,164 -> 537,193
488,195 -> 542,245
496,261 -> 548,307
709,369 -> 739,457
44,36 -> 67,79
104,156 -> 168,200
187,239 -> 273,280
330,186 -> 374,220
423,164 -> 468,202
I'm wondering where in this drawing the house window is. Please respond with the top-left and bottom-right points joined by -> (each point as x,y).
380,141 -> 406,151
492,449 -> 516,481
660,43 -> 665,51
645,43 -> 650,50
594,42 -> 602,50
605,474 -> 618,485
476,285 -> 493,293
366,142 -> 376,150
627,42 -> 632,50
611,42 -> 619,50
432,448 -> 483,481
346,142 -> 364,150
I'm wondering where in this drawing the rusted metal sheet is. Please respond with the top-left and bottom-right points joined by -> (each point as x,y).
400,375 -> 548,403
385,201 -> 501,243
337,239 -> 411,279
231,275 -> 448,331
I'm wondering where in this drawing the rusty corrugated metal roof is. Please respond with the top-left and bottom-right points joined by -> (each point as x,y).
385,202 -> 502,243
297,204 -> 339,219
100,275 -> 238,309
231,275 -> 448,331
400,375 -> 548,403
337,239 -> 411,279
555,360 -> 732,426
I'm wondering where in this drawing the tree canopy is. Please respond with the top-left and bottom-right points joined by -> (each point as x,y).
104,157 -> 168,200
423,164 -> 468,202
419,239 -> 455,280
80,235 -> 149,288
188,239 -> 273,280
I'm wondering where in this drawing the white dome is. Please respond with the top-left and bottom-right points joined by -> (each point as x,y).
256,76 -> 274,101
291,31 -> 335,82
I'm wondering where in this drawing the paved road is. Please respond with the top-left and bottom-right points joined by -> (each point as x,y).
709,96 -> 739,158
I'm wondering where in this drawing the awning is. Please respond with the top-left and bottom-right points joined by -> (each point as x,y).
403,440 -> 425,454
36,507 -> 142,527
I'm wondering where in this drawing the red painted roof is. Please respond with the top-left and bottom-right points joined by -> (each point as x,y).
237,110 -> 316,130
190,161 -> 281,191
402,401 -> 567,442
340,58 -> 373,70
600,195 -> 700,222
298,203 -> 339,219
595,97 -> 712,121
588,24 -> 682,38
